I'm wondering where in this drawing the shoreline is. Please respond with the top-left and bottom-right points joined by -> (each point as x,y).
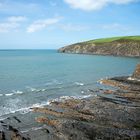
0,65 -> 140,140
58,36 -> 140,58
58,51 -> 140,58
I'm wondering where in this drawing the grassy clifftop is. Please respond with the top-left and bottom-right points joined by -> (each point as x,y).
87,36 -> 140,44
58,36 -> 140,57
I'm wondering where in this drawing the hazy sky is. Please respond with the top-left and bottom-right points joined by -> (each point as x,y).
0,0 -> 140,49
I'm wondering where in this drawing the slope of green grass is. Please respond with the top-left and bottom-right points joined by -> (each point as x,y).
87,36 -> 140,44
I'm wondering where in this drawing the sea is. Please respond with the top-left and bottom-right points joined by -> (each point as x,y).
0,50 -> 139,120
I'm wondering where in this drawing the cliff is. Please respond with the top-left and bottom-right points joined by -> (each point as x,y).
58,36 -> 140,57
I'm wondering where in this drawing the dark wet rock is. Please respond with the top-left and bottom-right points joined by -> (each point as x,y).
107,64 -> 140,88
0,121 -> 30,140
100,79 -> 130,90
99,95 -> 132,105
134,124 -> 140,130
62,121 -> 140,140
115,92 -> 140,102
33,106 -> 95,122
0,131 -> 5,140
110,76 -> 140,86
42,128 -> 50,134
31,92 -> 140,139
13,116 -> 21,123
11,131 -> 22,140
100,76 -> 140,91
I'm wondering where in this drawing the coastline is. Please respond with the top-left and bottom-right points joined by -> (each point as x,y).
58,36 -> 140,58
1,64 -> 140,140
58,51 -> 140,58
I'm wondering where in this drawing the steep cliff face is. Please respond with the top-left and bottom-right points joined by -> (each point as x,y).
58,37 -> 140,57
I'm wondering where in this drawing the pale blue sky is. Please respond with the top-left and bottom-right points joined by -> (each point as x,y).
0,0 -> 140,49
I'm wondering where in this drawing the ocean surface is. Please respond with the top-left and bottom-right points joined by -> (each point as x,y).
0,50 -> 140,119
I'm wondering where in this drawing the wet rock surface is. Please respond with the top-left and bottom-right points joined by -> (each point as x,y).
31,93 -> 140,139
1,64 -> 140,140
0,120 -> 30,140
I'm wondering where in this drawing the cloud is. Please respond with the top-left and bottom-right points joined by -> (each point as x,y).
0,1 -> 40,15
27,17 -> 61,33
7,16 -> 27,22
60,24 -> 90,31
101,23 -> 130,32
0,16 -> 26,33
64,0 -> 137,11
102,23 -> 122,29
0,22 -> 19,32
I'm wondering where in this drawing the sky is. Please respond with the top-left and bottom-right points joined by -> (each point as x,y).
0,0 -> 140,49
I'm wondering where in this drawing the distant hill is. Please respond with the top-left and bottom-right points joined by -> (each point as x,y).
58,36 -> 140,57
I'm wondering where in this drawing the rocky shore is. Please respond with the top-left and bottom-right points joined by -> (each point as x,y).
0,64 -> 140,140
58,36 -> 140,57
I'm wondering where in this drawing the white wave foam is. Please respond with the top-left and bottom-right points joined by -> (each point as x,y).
0,94 -> 3,96
0,94 -> 92,118
50,94 -> 92,104
17,101 -> 51,115
19,101 -> 51,114
99,81 -> 103,84
1,106 -> 30,120
31,102 -> 50,108
75,82 -> 84,86
13,90 -> 23,94
27,87 -> 37,92
128,77 -> 140,81
26,87 -> 47,92
5,93 -> 14,96
5,90 -> 23,96
38,89 -> 47,92
81,95 -> 92,98
97,79 -> 103,84
45,79 -> 62,86
81,90 -> 84,94
41,89 -> 46,92
18,107 -> 32,114
128,77 -> 135,81
60,96 -> 76,100
0,100 -> 51,118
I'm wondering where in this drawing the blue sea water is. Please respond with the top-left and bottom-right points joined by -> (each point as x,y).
0,50 -> 139,118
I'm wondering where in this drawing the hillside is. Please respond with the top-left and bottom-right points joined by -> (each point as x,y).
58,36 -> 140,57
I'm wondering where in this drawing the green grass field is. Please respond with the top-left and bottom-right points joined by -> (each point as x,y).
87,36 -> 140,44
